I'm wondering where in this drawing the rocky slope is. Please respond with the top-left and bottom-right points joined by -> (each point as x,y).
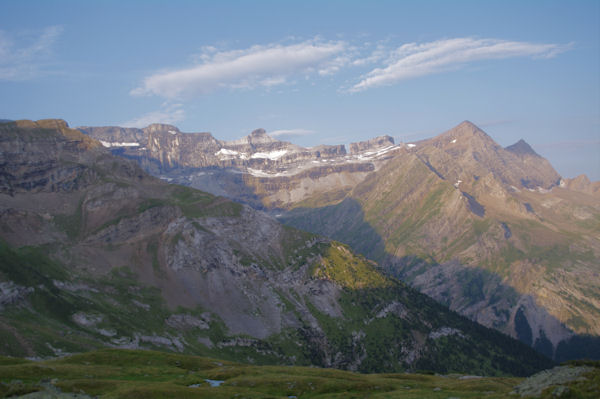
0,119 -> 553,375
80,120 -> 600,361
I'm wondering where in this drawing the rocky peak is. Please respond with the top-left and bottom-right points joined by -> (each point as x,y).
446,120 -> 493,141
248,128 -> 277,145
505,139 -> 540,158
559,174 -> 600,195
349,135 -> 395,154
251,128 -> 267,136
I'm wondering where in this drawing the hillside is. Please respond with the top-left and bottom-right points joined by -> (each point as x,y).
0,119 -> 554,376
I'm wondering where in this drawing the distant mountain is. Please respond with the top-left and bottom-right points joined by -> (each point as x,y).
283,122 -> 600,361
79,124 -> 394,209
0,119 -> 553,375
79,120 -> 600,362
505,138 -> 541,157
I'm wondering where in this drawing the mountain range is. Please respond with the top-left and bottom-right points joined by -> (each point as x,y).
79,120 -> 600,362
0,119 -> 556,376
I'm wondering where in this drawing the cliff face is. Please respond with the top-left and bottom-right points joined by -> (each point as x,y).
0,119 -> 553,375
80,124 -> 400,209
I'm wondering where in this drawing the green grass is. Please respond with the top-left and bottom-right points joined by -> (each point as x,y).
53,198 -> 84,240
0,348 -> 540,399
311,242 -> 390,290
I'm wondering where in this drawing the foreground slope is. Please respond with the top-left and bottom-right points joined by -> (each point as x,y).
0,119 -> 552,375
1,350 -> 595,399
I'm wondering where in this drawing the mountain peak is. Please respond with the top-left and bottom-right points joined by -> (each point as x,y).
505,139 -> 540,157
251,128 -> 267,136
247,128 -> 277,144
439,120 -> 493,144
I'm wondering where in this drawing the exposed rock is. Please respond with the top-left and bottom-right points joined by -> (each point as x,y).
349,135 -> 395,154
165,314 -> 209,330
429,327 -> 465,340
0,282 -> 34,309
511,365 -> 594,397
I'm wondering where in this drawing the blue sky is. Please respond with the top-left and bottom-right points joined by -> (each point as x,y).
1,0 -> 598,179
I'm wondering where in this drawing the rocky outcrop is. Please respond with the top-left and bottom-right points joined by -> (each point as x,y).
349,135 -> 395,154
559,174 -> 600,196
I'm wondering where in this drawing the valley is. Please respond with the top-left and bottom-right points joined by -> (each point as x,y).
79,119 -> 600,361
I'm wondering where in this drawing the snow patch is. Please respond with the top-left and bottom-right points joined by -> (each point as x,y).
168,130 -> 177,135
250,150 -> 287,160
407,143 -> 416,148
215,148 -> 239,157
247,168 -> 288,177
451,139 -> 457,143
100,140 -> 140,148
537,186 -> 551,194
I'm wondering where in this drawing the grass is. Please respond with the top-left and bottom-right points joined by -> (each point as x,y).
0,348 -> 539,399
310,242 -> 390,290
53,198 -> 84,240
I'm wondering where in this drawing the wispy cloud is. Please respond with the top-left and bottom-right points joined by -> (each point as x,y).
0,26 -> 63,81
132,39 -> 348,99
121,103 -> 185,128
350,38 -> 571,92
269,128 -> 315,138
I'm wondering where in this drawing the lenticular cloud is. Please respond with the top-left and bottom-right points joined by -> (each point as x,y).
131,39 -> 347,99
350,38 -> 570,92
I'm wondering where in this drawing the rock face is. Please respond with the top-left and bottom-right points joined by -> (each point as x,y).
0,119 -> 553,376
349,135 -> 395,153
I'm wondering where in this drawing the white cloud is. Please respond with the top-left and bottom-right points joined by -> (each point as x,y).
121,103 -> 185,128
0,26 -> 63,81
269,128 -> 315,138
350,38 -> 571,92
131,39 -> 348,98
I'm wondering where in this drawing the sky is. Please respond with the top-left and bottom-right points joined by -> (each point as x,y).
1,0 -> 599,180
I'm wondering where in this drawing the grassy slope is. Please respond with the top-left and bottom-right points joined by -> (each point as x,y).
0,349 -> 522,399
2,351 -> 598,399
